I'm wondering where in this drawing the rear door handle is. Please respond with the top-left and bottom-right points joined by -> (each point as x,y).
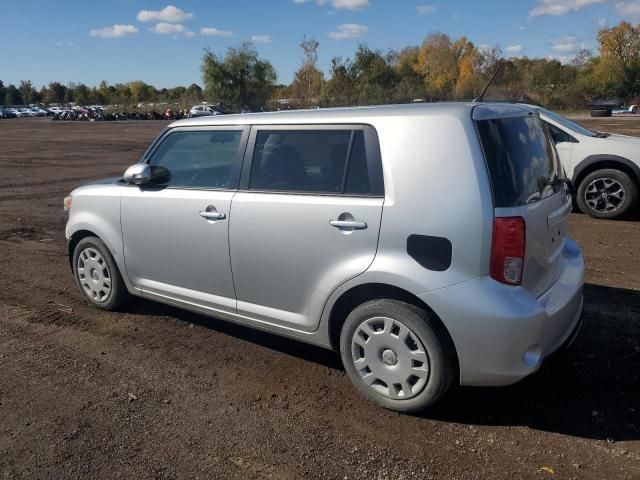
199,210 -> 226,220
329,220 -> 367,230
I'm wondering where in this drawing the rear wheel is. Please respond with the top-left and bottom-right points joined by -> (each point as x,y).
576,168 -> 638,219
339,299 -> 455,413
72,236 -> 129,310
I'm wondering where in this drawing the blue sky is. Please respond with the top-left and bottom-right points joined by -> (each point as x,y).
3,0 -> 639,89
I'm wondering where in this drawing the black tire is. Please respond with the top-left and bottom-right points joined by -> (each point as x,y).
631,105 -> 638,114
339,299 -> 456,413
72,236 -> 129,310
576,168 -> 638,219
590,109 -> 611,117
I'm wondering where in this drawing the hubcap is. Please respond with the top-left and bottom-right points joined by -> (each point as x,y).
584,177 -> 625,214
76,247 -> 112,303
350,316 -> 430,400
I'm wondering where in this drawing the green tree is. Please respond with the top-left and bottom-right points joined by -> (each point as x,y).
129,81 -> 153,103
18,80 -> 38,104
202,42 -> 277,112
5,84 -> 22,105
324,57 -> 355,106
350,45 -> 398,105
597,22 -> 640,99
74,83 -> 91,105
290,37 -> 325,107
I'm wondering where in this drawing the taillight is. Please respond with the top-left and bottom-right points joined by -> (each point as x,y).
490,217 -> 525,286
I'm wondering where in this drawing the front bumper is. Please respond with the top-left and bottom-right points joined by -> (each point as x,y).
419,238 -> 584,386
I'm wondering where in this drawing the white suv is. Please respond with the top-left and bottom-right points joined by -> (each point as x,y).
529,106 -> 640,219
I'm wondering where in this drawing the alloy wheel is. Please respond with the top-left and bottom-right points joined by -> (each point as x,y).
584,177 -> 626,214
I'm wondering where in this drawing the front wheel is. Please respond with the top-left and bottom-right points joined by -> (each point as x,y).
576,168 -> 638,219
72,236 -> 129,310
339,299 -> 456,413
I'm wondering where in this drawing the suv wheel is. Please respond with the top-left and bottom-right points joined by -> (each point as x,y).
339,299 -> 455,413
72,236 -> 129,310
576,168 -> 638,219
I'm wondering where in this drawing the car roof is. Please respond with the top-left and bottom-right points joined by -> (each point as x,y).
170,102 -> 536,128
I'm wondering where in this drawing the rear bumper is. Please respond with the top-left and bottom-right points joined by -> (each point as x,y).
419,238 -> 584,386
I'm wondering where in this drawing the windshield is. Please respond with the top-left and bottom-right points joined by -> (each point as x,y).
538,107 -> 596,137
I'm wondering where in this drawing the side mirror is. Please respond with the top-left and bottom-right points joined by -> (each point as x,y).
123,164 -> 151,185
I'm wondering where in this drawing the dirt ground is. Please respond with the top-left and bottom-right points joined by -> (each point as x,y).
0,117 -> 638,480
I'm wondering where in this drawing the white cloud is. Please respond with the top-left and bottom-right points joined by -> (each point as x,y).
519,25 -> 528,30
200,27 -> 234,36
617,1 -> 640,20
598,17 -> 608,26
328,23 -> 368,40
152,22 -> 186,35
89,24 -> 138,38
251,34 -> 272,44
505,44 -> 525,55
417,4 -> 437,14
185,30 -> 196,38
294,0 -> 370,10
137,5 -> 194,23
552,36 -> 580,53
529,0 -> 606,17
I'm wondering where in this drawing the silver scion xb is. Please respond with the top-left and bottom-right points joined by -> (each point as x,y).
65,103 -> 584,413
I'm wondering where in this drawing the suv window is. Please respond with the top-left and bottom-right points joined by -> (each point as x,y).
543,121 -> 576,144
476,116 -> 561,207
148,130 -> 243,189
250,129 -> 376,194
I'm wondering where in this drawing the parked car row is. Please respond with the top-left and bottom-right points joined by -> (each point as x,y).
0,106 -> 49,118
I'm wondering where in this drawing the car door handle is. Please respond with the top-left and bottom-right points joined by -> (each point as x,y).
199,211 -> 226,220
329,219 -> 367,230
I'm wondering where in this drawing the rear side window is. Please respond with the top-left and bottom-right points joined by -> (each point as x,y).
249,129 -> 381,195
476,116 -> 561,207
149,130 -> 244,189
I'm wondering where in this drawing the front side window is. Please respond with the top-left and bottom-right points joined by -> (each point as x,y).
249,129 -> 378,195
148,130 -> 243,189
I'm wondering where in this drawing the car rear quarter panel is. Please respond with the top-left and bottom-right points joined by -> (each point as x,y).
363,113 -> 492,292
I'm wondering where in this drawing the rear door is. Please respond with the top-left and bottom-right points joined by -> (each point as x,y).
229,125 -> 384,332
475,109 -> 571,298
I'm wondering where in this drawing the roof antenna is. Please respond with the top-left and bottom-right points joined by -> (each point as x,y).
473,64 -> 501,103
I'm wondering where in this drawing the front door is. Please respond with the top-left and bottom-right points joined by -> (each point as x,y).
121,127 -> 248,313
229,126 -> 385,332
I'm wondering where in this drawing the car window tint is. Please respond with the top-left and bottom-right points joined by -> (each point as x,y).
345,131 -> 370,194
476,116 -> 561,207
149,130 -> 243,189
250,130 -> 353,193
543,121 -> 575,144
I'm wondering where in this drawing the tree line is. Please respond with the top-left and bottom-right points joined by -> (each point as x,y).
3,21 -> 639,111
0,79 -> 204,108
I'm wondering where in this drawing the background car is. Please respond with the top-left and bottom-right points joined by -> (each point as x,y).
529,105 -> 640,219
188,104 -> 221,118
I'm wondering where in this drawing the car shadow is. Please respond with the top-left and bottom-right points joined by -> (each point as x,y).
126,297 -> 343,370
127,282 -> 639,441
428,283 -> 640,441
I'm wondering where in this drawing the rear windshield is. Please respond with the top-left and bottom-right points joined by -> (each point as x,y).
476,115 -> 561,208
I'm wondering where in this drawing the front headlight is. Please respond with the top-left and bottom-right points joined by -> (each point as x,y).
63,195 -> 73,211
